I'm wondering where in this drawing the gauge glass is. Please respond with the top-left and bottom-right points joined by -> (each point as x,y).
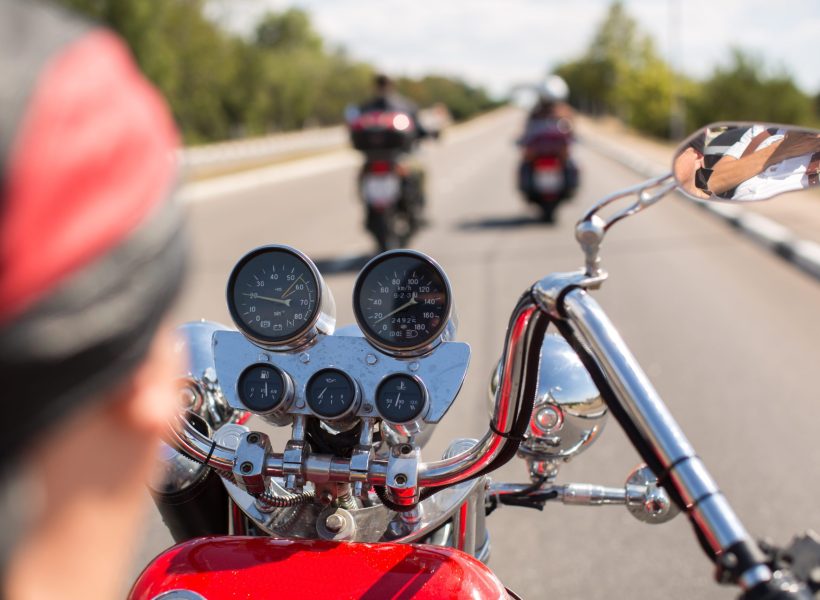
238,364 -> 287,413
228,247 -> 319,344
306,369 -> 357,419
376,374 -> 426,423
354,251 -> 450,351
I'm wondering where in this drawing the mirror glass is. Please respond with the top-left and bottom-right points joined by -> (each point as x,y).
672,122 -> 820,202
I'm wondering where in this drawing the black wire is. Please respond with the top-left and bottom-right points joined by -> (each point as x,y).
377,299 -> 551,513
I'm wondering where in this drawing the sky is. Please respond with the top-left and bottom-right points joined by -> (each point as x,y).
206,0 -> 820,97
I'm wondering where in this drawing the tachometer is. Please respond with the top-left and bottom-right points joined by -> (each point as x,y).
227,245 -> 333,347
353,250 -> 452,354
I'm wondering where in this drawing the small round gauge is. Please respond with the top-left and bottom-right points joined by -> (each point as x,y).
306,369 -> 359,419
237,364 -> 290,414
376,374 -> 427,424
227,246 -> 321,346
353,250 -> 451,353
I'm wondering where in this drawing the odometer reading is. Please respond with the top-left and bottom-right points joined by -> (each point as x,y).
354,251 -> 450,351
227,247 -> 319,345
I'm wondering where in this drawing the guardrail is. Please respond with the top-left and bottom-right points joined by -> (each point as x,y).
179,106 -> 453,181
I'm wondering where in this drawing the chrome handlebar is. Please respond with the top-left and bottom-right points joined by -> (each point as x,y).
554,286 -> 774,592
167,256 -> 776,592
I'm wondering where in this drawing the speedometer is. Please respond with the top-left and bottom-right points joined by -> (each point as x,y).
353,250 -> 452,354
227,245 -> 333,347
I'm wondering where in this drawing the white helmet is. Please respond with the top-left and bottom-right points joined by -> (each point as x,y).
539,75 -> 569,102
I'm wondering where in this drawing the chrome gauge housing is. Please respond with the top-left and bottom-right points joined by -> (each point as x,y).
226,245 -> 335,350
352,249 -> 456,357
489,333 -> 607,462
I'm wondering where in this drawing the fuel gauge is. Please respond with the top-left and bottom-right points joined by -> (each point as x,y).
237,364 -> 292,415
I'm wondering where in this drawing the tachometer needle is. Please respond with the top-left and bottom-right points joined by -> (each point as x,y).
243,292 -> 291,306
281,275 -> 306,299
375,295 -> 417,324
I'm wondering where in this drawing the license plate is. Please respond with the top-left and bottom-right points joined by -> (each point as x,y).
533,168 -> 563,192
363,174 -> 401,206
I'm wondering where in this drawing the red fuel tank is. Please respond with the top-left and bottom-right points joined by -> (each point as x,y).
130,536 -> 510,599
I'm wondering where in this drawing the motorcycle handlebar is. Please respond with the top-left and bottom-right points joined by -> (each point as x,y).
168,290 -> 547,491
165,274 -> 817,595
557,287 -> 774,592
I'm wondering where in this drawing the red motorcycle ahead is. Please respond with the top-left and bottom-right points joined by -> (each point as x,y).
517,117 -> 579,222
349,110 -> 426,251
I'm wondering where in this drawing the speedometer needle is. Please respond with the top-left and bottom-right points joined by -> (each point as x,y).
243,292 -> 291,306
375,295 -> 417,324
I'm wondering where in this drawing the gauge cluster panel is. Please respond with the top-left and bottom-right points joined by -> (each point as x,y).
219,245 -> 466,427
213,330 -> 467,425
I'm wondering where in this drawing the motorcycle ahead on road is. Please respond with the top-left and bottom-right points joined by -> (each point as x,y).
517,117 -> 579,223
347,109 -> 427,252
135,121 -> 820,599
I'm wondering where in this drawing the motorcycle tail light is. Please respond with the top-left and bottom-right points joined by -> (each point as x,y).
367,160 -> 393,173
534,157 -> 560,170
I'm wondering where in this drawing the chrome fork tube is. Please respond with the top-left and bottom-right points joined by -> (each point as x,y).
561,288 -> 771,590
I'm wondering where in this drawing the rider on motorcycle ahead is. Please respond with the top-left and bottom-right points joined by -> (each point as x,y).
357,74 -> 431,235
517,75 -> 580,220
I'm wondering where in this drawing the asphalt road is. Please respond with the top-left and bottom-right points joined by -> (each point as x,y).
135,108 -> 820,599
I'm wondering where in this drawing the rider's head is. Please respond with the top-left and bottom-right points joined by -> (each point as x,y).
374,73 -> 394,95
539,74 -> 569,104
0,4 -> 185,599
674,133 -> 709,199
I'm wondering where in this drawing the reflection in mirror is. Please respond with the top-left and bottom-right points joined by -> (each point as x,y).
672,122 -> 820,202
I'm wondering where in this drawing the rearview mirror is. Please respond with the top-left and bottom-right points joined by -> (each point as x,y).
672,122 -> 820,202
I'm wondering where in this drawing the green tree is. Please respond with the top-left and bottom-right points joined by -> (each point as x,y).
690,49 -> 815,126
53,1 -> 502,142
255,8 -> 322,53
556,1 -> 679,136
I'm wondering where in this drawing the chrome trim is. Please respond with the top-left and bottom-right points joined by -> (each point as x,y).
489,470 -> 678,524
375,372 -> 430,429
167,414 -> 236,471
152,591 -> 207,600
560,288 -> 771,582
738,565 -> 776,591
351,249 -> 456,358
232,431 -> 272,495
671,457 -> 720,508
531,270 -> 607,319
418,294 -> 549,486
521,334 -> 607,462
174,320 -> 242,428
562,289 -> 697,467
386,444 -> 420,506
226,244 -> 336,351
236,363 -> 295,421
305,369 -> 361,422
213,330 -> 469,426
624,464 -> 679,524
282,415 -> 307,490
574,173 -> 675,277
